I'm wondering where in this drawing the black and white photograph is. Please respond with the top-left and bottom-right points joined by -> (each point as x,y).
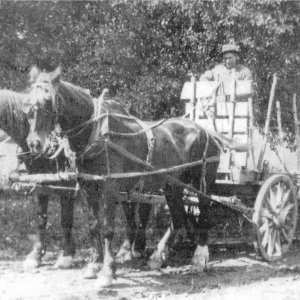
0,0 -> 300,299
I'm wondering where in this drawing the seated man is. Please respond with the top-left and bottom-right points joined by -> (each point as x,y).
198,40 -> 253,171
200,40 -> 253,82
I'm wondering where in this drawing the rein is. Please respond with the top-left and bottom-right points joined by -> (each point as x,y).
61,112 -> 166,139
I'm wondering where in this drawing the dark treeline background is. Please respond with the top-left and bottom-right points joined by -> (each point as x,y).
0,0 -> 299,134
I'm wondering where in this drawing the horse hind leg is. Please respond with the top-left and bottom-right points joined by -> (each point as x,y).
191,195 -> 211,272
191,163 -> 219,273
54,194 -> 76,269
23,194 -> 48,271
133,202 -> 152,257
116,201 -> 152,263
115,201 -> 136,263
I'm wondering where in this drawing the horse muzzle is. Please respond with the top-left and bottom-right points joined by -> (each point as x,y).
27,139 -> 42,154
26,131 -> 49,155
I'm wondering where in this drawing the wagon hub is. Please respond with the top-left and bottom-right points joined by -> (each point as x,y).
274,206 -> 292,229
273,212 -> 287,229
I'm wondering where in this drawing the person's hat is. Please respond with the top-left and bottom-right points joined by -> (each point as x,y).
221,40 -> 240,55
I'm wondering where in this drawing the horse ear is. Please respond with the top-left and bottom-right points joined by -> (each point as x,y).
98,88 -> 109,104
29,65 -> 41,83
51,65 -> 62,84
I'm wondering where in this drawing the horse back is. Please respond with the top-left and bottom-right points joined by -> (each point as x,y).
151,118 -> 219,166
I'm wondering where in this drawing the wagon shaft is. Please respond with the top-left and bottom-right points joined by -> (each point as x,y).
10,171 -> 255,219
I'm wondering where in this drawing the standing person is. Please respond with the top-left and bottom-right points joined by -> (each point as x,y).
200,40 -> 253,82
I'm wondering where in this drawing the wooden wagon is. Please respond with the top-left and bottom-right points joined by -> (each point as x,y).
10,73 -> 300,262
181,73 -> 299,261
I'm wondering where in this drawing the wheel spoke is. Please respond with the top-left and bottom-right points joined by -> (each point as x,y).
261,208 -> 273,219
267,228 -> 275,257
259,220 -> 268,234
281,203 -> 294,216
280,228 -> 291,243
270,185 -> 276,200
275,182 -> 284,207
280,190 -> 291,210
265,195 -> 277,215
262,223 -> 270,248
274,230 -> 282,256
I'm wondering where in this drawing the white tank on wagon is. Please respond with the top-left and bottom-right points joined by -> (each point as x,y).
180,75 -> 255,183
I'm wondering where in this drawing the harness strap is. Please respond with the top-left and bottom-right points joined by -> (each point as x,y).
104,118 -> 166,138
130,116 -> 156,165
62,112 -> 166,139
125,116 -> 156,192
105,139 -> 220,203
200,130 -> 210,194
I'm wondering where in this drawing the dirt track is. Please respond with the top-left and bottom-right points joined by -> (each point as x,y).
1,241 -> 300,300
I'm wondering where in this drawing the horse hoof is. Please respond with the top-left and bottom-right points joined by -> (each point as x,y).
23,258 -> 41,271
148,246 -> 169,270
191,245 -> 209,273
131,249 -> 142,259
147,251 -> 163,270
53,255 -> 74,269
116,250 -> 132,263
116,242 -> 132,263
147,258 -> 162,270
95,273 -> 113,289
83,262 -> 102,279
191,256 -> 206,272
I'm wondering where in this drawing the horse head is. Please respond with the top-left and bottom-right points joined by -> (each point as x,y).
23,66 -> 94,155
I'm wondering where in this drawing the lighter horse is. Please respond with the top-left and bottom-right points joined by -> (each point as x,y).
0,89 -> 76,270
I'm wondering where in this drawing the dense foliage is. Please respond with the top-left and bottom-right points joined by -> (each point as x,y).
0,0 -> 299,129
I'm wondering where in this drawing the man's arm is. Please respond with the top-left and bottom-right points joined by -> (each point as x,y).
240,66 -> 253,80
199,70 -> 214,81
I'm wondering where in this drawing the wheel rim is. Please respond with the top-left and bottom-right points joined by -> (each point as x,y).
253,174 -> 298,261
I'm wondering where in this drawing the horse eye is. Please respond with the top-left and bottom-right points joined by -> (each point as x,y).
22,100 -> 32,114
28,110 -> 34,119
45,99 -> 53,110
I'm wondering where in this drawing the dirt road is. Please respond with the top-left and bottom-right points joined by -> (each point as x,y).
1,241 -> 300,300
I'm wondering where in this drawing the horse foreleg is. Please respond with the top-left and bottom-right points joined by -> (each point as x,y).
148,185 -> 184,270
116,201 -> 136,263
23,193 -> 48,271
84,195 -> 103,279
133,203 -> 152,257
54,194 -> 76,269
95,183 -> 117,289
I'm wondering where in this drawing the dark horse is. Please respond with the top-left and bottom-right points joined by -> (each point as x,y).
24,66 -> 221,289
0,89 -> 77,270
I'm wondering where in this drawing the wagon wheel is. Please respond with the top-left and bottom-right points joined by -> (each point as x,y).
253,174 -> 298,261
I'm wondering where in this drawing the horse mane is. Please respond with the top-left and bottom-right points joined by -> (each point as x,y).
56,80 -> 94,118
0,90 -> 29,147
59,80 -> 93,105
101,99 -> 131,116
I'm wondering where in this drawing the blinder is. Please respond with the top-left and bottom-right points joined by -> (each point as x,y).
23,82 -> 59,138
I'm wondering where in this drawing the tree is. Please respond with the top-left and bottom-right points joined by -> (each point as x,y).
0,0 -> 299,133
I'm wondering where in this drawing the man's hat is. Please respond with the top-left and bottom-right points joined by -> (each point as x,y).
221,40 -> 240,55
